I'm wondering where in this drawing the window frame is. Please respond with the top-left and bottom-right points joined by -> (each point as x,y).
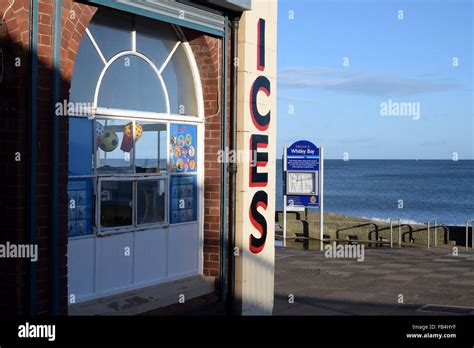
79,14 -> 200,118
69,112 -> 203,238
94,117 -> 168,176
94,116 -> 170,235
68,15 -> 205,239
135,177 -> 168,228
97,176 -> 169,236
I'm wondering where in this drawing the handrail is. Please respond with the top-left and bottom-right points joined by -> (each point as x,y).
466,220 -> 474,251
427,219 -> 437,249
389,218 -> 401,248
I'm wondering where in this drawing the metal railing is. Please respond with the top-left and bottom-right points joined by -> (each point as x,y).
427,219 -> 437,249
466,220 -> 474,251
389,218 -> 401,248
279,215 -> 468,250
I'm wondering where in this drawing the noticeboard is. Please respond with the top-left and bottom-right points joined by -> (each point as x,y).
286,171 -> 318,195
284,140 -> 321,208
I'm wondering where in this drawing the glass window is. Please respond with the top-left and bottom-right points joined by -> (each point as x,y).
136,17 -> 177,68
69,8 -> 199,117
87,11 -> 132,61
68,118 -> 93,176
97,55 -> 166,113
287,172 -> 317,195
68,9 -> 203,236
96,119 -> 133,174
163,44 -> 198,116
69,33 -> 104,105
135,122 -> 167,174
100,180 -> 133,228
97,55 -> 167,113
137,179 -> 166,225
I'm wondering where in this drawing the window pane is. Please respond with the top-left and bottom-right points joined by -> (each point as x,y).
69,31 -> 104,105
135,122 -> 167,173
163,44 -> 198,116
136,18 -> 178,69
68,117 -> 93,176
96,119 -> 133,174
137,180 -> 166,225
100,180 -> 132,228
97,55 -> 167,113
88,11 -> 132,61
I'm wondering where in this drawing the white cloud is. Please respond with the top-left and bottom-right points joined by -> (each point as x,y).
278,67 -> 458,96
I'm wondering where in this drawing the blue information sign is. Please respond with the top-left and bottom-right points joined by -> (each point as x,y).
285,140 -> 320,208
286,140 -> 319,171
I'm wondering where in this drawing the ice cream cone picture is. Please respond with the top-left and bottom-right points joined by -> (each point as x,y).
121,122 -> 143,152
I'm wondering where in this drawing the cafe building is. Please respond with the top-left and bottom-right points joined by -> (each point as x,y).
0,0 -> 276,315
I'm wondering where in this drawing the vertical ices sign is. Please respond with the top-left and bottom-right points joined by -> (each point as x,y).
248,19 -> 270,253
235,0 -> 277,315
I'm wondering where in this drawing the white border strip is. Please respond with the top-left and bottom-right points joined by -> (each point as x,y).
131,30 -> 136,52
159,41 -> 181,74
86,28 -> 107,65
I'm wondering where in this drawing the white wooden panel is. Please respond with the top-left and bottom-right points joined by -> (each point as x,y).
68,237 -> 95,300
168,222 -> 199,276
133,228 -> 167,285
96,233 -> 134,294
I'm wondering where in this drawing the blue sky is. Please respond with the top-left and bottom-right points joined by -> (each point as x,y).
277,0 -> 473,159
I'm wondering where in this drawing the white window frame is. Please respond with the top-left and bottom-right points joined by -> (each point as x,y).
83,21 -> 205,119
68,18 -> 206,276
97,176 -> 170,236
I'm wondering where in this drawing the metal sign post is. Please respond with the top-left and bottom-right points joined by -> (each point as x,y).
319,147 -> 324,251
282,148 -> 287,247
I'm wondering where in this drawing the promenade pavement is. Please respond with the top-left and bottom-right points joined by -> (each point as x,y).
274,245 -> 474,315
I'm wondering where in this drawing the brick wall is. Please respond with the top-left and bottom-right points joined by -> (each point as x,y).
0,0 -> 30,315
0,0 -> 230,314
184,31 -> 228,280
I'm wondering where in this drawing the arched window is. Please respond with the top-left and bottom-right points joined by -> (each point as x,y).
70,10 -> 199,117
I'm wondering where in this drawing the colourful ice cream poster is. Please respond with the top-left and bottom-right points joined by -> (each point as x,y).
170,124 -> 197,173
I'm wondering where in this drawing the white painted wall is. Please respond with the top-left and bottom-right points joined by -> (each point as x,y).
68,222 -> 199,303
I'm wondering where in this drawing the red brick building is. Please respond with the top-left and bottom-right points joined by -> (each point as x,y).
0,0 -> 277,316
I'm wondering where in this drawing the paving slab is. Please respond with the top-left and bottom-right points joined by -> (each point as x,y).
274,246 -> 474,315
422,273 -> 458,279
381,274 -> 420,281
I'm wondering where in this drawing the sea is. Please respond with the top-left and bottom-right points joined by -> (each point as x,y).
276,159 -> 474,226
